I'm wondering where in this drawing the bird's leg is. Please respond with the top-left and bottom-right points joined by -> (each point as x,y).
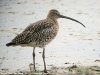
42,48 -> 48,73
33,47 -> 36,71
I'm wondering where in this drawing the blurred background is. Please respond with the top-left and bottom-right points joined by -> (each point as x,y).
0,0 -> 100,73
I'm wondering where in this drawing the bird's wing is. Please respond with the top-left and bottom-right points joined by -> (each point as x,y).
11,20 -> 54,44
12,31 -> 31,44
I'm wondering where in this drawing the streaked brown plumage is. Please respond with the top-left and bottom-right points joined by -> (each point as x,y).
6,9 -> 85,73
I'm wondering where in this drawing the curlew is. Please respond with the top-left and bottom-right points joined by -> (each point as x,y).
6,9 -> 85,73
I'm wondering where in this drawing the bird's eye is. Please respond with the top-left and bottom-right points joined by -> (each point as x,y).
55,12 -> 60,15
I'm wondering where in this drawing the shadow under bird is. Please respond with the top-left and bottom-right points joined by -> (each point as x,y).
6,9 -> 85,73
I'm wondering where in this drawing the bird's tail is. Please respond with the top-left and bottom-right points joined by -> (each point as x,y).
6,42 -> 16,46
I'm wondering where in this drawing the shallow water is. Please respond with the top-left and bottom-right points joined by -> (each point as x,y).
0,0 -> 100,73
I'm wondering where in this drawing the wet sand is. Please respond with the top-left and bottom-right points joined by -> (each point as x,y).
0,0 -> 100,74
1,65 -> 100,75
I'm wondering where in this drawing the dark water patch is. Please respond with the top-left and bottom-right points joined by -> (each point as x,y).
58,0 -> 62,2
32,2 -> 40,4
5,7 -> 12,10
76,12 -> 89,15
64,62 -> 70,64
0,30 -> 5,32
61,3 -> 64,6
12,28 -> 18,30
93,49 -> 95,51
16,2 -> 22,4
0,11 -> 4,14
23,12 -> 35,15
83,38 -> 93,41
39,51 -> 42,54
87,39 -> 93,40
97,32 -> 100,35
16,1 -> 27,4
69,33 -> 73,36
0,29 -> 10,32
95,60 -> 100,62
8,11 -> 18,14
0,57 -> 6,60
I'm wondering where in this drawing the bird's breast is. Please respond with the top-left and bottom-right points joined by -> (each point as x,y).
35,24 -> 59,48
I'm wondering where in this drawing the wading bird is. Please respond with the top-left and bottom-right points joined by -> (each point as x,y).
6,9 -> 85,73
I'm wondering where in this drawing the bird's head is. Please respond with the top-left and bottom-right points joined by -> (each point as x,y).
47,9 -> 86,28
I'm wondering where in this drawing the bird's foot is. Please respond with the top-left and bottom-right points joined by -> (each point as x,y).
33,69 -> 36,72
44,70 -> 48,73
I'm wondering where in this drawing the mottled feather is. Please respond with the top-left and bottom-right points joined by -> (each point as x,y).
9,19 -> 58,47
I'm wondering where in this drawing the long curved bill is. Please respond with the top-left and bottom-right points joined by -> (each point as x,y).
59,15 -> 86,28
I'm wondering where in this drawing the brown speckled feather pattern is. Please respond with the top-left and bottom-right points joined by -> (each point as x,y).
11,19 -> 59,47
6,9 -> 85,73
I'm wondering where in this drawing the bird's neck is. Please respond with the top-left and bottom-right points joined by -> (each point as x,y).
46,17 -> 58,25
